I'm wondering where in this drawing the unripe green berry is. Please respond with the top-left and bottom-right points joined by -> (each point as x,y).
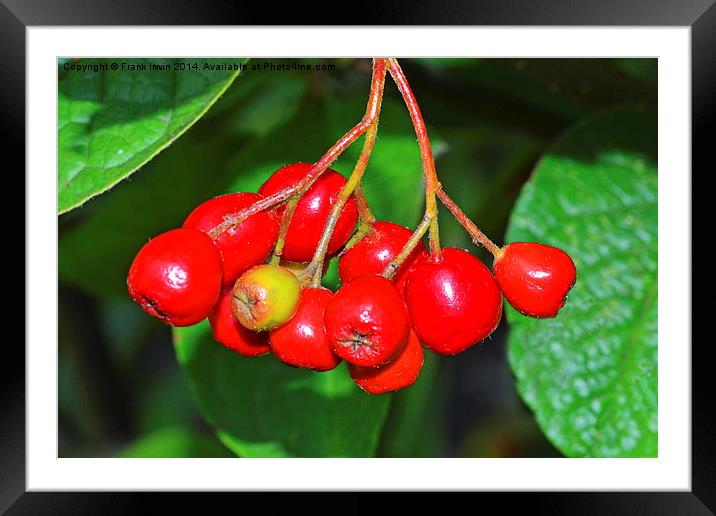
231,264 -> 301,331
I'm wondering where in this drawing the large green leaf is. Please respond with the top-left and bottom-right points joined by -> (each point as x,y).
58,58 -> 245,213
505,108 -> 657,457
174,321 -> 391,457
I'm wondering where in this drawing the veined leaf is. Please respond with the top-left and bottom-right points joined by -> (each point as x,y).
506,108 -> 657,457
58,58 -> 245,213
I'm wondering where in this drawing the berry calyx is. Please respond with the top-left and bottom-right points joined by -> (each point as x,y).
269,287 -> 341,371
258,163 -> 358,262
127,228 -> 223,326
404,248 -> 502,355
183,192 -> 279,288
209,289 -> 271,357
349,329 -> 424,394
493,242 -> 577,318
324,275 -> 410,367
338,221 -> 426,286
232,264 -> 301,331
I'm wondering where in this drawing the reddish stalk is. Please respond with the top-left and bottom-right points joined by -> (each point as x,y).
382,214 -> 432,280
436,187 -> 503,258
342,218 -> 375,252
353,184 -> 375,224
340,183 -> 377,252
301,118 -> 381,287
269,195 -> 300,265
208,58 -> 388,240
386,58 -> 441,257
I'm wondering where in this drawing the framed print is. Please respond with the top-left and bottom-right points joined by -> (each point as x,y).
5,0 -> 709,512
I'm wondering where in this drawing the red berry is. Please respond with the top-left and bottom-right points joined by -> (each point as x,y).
404,248 -> 502,355
324,275 -> 410,367
394,251 -> 429,296
208,289 -> 270,357
127,228 -> 222,326
269,287 -> 341,371
338,221 -> 426,287
493,242 -> 577,318
183,192 -> 279,289
258,163 -> 358,261
349,329 -> 424,394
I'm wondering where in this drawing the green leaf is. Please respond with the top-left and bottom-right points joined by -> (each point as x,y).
173,321 -> 391,457
505,107 -> 657,457
58,58 -> 245,214
119,426 -> 232,458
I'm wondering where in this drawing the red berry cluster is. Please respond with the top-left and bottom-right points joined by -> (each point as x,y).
128,161 -> 577,395
128,57 -> 578,396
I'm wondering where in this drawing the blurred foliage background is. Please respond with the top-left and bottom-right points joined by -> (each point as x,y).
58,58 -> 657,458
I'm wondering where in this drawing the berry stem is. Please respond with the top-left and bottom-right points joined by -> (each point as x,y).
302,117 -> 382,287
343,219 -> 375,251
436,187 -> 503,259
269,194 -> 300,265
382,213 -> 432,279
340,183 -> 377,253
208,58 -> 388,240
353,183 -> 376,224
386,58 -> 441,257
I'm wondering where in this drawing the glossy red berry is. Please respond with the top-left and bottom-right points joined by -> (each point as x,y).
269,287 -> 341,371
338,221 -> 427,287
404,248 -> 502,355
258,163 -> 358,262
183,192 -> 279,289
324,275 -> 410,367
394,251 -> 429,296
493,242 -> 577,318
232,264 -> 302,331
127,228 -> 222,326
208,289 -> 270,357
349,329 -> 424,394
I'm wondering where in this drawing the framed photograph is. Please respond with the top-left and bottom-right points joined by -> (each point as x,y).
7,0 -> 707,512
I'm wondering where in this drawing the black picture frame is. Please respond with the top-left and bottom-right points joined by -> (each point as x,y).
5,0 -> 707,513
